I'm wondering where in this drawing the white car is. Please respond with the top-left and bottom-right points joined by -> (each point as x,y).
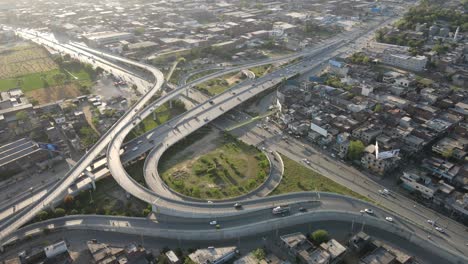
209,220 -> 217,225
137,140 -> 143,144
131,147 -> 138,152
385,217 -> 393,222
207,201 -> 213,204
364,208 -> 374,214
378,189 -> 389,195
427,219 -> 435,225
435,227 -> 444,233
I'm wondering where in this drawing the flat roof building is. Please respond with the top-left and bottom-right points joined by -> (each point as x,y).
189,247 -> 237,264
83,31 -> 134,47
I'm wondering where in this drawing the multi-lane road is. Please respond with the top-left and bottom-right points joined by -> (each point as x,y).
1,7 -> 467,262
0,29 -> 165,246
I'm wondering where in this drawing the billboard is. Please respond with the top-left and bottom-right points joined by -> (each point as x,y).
310,123 -> 327,137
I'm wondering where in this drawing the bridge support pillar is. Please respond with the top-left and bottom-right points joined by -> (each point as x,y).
169,100 -> 173,109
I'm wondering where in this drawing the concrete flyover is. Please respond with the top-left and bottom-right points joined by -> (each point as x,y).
106,42 -> 344,218
0,30 -> 165,244
104,16 -> 468,260
4,12 -> 466,261
3,201 -> 467,264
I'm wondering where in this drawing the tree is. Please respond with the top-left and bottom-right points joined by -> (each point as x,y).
95,66 -> 104,75
15,111 -> 29,123
54,208 -> 66,217
184,257 -> 197,264
347,140 -> 365,160
53,73 -> 66,87
442,148 -> 453,159
311,229 -> 329,245
252,248 -> 266,260
64,194 -> 74,208
374,103 -> 382,112
37,210 -> 49,221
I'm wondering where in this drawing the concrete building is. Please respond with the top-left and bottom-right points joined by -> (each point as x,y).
280,232 -> 313,256
361,151 -> 400,175
400,172 -> 437,199
382,52 -> 427,72
83,31 -> 134,47
189,247 -> 237,264
44,240 -> 68,259
319,239 -> 347,264
166,250 -> 181,264
0,138 -> 51,175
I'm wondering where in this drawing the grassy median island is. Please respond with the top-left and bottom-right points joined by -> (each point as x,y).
249,64 -> 274,78
271,155 -> 370,201
159,129 -> 269,199
194,71 -> 246,96
125,100 -> 186,142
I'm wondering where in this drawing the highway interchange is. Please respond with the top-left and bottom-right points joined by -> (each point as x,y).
0,10 -> 467,263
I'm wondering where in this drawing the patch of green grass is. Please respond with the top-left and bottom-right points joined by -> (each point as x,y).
0,69 -> 61,92
0,65 -> 93,93
271,155 -> 370,202
195,72 -> 243,96
125,100 -> 186,142
249,64 -> 273,77
160,132 -> 269,199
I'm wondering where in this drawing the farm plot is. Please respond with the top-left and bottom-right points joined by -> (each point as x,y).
0,42 -> 58,79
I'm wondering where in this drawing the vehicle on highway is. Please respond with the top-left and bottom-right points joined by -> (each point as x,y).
302,159 -> 311,165
385,217 -> 393,222
364,208 -> 374,214
207,200 -> 213,204
137,140 -> 143,144
272,206 -> 290,215
379,189 -> 390,195
209,220 -> 217,225
209,100 -> 214,105
299,207 -> 307,212
132,147 -> 138,152
435,227 -> 445,233
234,203 -> 242,209
427,219 -> 435,225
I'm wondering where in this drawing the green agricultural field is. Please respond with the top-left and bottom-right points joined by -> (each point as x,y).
0,42 -> 93,95
271,155 -> 370,202
160,131 -> 269,199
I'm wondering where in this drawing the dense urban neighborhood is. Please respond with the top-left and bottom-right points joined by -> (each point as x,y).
0,0 -> 467,263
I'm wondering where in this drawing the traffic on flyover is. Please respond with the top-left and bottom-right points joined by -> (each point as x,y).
1,17 -> 467,263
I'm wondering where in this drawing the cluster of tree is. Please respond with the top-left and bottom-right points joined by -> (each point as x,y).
310,229 -> 329,245
79,126 -> 99,148
348,52 -> 370,64
375,28 -> 424,54
324,74 -> 352,90
395,1 -> 468,31
347,140 -> 365,160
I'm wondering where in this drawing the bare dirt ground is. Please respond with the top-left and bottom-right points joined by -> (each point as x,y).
82,104 -> 101,135
225,72 -> 245,86
26,84 -> 82,104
